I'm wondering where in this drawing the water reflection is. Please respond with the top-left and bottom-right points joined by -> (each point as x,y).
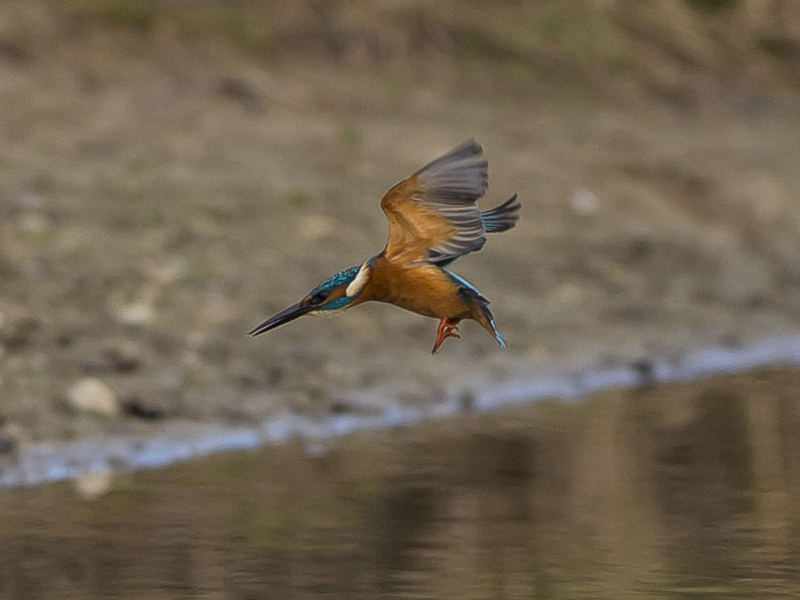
2,369 -> 800,598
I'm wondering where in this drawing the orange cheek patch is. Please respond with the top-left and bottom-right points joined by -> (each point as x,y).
327,287 -> 347,301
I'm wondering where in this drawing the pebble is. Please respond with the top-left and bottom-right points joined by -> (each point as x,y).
0,316 -> 41,352
74,470 -> 113,500
115,301 -> 155,326
120,397 -> 164,420
81,345 -> 143,375
66,378 -> 120,417
0,436 -> 18,456
569,189 -> 599,216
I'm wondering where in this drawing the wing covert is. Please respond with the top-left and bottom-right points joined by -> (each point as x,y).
380,139 -> 490,264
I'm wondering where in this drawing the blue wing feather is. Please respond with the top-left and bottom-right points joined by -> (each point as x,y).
442,268 -> 507,348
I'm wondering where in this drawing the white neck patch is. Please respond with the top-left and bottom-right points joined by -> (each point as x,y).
346,261 -> 370,297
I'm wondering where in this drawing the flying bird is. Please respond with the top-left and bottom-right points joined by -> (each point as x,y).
248,140 -> 520,353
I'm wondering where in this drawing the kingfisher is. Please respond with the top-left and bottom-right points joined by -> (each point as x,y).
248,140 -> 520,353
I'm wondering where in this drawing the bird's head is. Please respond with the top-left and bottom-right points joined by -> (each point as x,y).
247,262 -> 370,337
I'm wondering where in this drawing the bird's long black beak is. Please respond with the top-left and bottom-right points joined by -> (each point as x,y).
247,302 -> 313,337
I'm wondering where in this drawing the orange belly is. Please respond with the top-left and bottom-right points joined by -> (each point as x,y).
357,257 -> 472,320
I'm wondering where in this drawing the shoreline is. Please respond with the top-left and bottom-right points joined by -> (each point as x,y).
3,334 -> 800,489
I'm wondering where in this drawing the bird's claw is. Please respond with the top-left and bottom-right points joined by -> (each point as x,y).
432,320 -> 460,354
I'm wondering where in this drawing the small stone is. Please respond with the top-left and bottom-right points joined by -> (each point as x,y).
631,359 -> 656,387
569,189 -> 599,216
66,378 -> 120,417
74,470 -> 113,500
217,77 -> 254,100
81,345 -> 143,375
120,397 -> 164,420
115,301 -> 155,326
152,258 -> 188,283
114,284 -> 159,326
0,436 -> 17,456
0,316 -> 40,352
1,422 -> 29,443
329,401 -> 350,415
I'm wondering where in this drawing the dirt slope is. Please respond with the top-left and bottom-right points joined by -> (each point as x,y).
1,0 -> 799,443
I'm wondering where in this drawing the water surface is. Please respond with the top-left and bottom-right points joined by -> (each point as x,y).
2,368 -> 800,598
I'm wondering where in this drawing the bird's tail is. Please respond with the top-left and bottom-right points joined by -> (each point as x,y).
481,193 -> 520,234
469,293 -> 507,350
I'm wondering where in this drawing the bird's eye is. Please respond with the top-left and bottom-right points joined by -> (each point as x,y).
311,290 -> 329,304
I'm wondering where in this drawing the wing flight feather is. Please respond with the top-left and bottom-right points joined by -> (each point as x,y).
380,140 -> 499,264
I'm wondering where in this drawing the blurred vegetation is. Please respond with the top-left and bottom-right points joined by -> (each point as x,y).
18,0 -> 798,95
59,0 -> 157,28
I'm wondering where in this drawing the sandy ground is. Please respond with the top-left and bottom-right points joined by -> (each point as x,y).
1,1 -> 800,445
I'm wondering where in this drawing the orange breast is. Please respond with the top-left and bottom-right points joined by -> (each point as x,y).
357,256 -> 471,320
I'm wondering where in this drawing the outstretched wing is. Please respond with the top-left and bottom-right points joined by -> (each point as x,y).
380,140 -> 490,265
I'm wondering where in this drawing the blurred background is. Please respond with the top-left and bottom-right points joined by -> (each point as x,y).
2,0 -> 800,597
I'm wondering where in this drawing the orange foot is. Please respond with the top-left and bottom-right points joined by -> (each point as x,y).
432,318 -> 461,354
